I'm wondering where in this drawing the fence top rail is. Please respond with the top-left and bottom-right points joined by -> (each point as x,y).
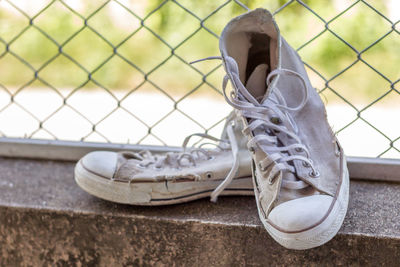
0,137 -> 399,183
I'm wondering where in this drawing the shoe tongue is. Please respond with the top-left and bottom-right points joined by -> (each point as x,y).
246,66 -> 298,183
284,168 -> 298,182
245,64 -> 268,101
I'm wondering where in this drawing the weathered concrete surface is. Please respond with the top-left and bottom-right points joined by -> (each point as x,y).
0,157 -> 399,266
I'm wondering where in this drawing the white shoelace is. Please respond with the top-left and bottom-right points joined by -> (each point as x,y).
123,119 -> 240,202
210,121 -> 239,202
133,134 -> 229,169
191,55 -> 318,190
222,56 -> 318,189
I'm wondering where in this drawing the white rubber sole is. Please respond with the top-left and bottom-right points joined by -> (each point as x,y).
254,156 -> 350,250
75,160 -> 254,205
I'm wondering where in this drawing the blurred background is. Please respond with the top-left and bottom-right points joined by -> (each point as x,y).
0,0 -> 399,158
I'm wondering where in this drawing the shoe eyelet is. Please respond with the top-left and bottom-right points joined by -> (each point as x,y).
249,147 -> 255,154
154,166 -> 162,170
295,147 -> 304,153
258,163 -> 267,172
309,170 -> 320,178
206,172 -> 213,179
208,156 -> 215,160
270,117 -> 282,125
302,159 -> 313,167
268,172 -> 279,185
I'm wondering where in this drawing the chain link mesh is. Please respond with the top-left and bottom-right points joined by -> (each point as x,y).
0,0 -> 399,158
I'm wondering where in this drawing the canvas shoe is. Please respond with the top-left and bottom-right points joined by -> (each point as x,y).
74,111 -> 253,205
217,9 -> 349,249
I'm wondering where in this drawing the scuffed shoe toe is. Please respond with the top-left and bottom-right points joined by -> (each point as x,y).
268,195 -> 332,232
81,151 -> 118,179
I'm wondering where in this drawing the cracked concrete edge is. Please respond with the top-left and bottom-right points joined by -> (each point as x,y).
1,203 -> 398,241
1,206 -> 399,266
0,202 -> 260,228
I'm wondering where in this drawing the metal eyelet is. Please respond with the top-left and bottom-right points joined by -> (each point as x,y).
206,172 -> 213,179
270,117 -> 282,125
268,173 -> 279,185
208,156 -> 215,160
309,170 -> 320,178
249,147 -> 255,154
295,147 -> 304,152
258,163 -> 267,172
302,159 -> 313,167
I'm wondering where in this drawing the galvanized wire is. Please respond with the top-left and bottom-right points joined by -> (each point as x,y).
0,0 -> 399,157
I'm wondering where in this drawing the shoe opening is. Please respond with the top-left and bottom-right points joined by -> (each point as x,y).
245,33 -> 271,83
222,15 -> 278,101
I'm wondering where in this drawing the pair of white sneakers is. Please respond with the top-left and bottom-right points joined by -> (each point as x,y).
75,9 -> 349,250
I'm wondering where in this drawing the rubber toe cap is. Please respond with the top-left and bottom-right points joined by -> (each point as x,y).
81,151 -> 118,179
268,195 -> 333,232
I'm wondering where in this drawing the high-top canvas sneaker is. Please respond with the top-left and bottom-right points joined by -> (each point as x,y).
218,9 -> 349,249
74,111 -> 253,205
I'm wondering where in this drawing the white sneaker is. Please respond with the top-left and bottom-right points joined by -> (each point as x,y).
74,111 -> 253,205
218,9 -> 349,249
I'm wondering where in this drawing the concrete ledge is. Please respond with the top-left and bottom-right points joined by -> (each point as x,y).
0,157 -> 399,265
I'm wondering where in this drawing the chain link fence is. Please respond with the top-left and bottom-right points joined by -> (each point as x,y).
0,0 -> 399,158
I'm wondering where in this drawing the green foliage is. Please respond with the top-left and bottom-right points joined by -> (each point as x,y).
0,0 -> 398,104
